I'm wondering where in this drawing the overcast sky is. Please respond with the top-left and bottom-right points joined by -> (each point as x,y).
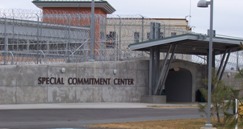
0,0 -> 242,38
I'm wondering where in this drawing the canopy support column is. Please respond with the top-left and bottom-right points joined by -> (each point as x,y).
153,44 -> 176,95
219,50 -> 231,81
216,50 -> 227,77
149,48 -> 155,95
154,47 -> 160,91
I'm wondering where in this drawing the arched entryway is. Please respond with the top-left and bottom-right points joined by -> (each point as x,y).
165,68 -> 192,102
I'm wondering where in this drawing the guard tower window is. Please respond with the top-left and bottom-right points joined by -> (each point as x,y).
134,32 -> 140,43
106,31 -> 116,48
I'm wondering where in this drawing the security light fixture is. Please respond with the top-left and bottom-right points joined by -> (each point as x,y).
60,68 -> 66,73
113,69 -> 117,75
197,0 -> 211,8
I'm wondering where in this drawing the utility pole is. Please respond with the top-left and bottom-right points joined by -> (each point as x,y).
90,0 -> 95,60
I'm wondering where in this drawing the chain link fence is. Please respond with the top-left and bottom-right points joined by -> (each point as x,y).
0,9 -> 92,64
0,9 -> 242,73
0,9 -> 191,65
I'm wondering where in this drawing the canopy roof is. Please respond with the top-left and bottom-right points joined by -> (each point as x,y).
33,0 -> 116,14
129,33 -> 243,55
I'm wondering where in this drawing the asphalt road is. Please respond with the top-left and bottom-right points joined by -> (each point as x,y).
0,108 -> 201,129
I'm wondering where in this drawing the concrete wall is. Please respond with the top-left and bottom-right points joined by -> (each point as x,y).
0,60 -> 148,104
3,59 -> 235,104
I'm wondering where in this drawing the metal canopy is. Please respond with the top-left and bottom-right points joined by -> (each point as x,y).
129,33 -> 243,99
129,33 -> 243,55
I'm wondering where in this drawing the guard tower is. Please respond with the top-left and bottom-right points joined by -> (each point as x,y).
32,0 -> 116,16
32,0 -> 116,58
32,0 -> 115,28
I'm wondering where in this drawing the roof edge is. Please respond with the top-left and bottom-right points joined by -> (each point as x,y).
129,33 -> 243,51
32,0 -> 116,14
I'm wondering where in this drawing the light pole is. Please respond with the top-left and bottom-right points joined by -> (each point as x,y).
197,0 -> 214,127
90,0 -> 95,60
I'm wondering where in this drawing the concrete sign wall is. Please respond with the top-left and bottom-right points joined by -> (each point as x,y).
0,60 -> 148,104
0,59 -> 219,104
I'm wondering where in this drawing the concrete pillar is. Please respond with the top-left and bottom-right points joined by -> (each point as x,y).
154,47 -> 160,90
150,22 -> 155,40
155,23 -> 161,39
149,48 -> 155,95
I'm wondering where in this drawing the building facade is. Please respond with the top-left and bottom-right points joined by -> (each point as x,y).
105,17 -> 191,60
31,0 -> 191,61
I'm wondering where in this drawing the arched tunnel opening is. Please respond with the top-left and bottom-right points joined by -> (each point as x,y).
165,68 -> 192,102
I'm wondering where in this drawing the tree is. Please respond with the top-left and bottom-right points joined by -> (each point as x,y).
199,74 -> 240,127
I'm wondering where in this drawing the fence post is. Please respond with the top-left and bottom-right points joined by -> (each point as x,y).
9,51 -> 14,65
3,14 -> 8,65
90,0 -> 95,61
66,15 -> 71,62
12,9 -> 15,52
117,15 -> 122,61
37,50 -> 45,64
235,99 -> 238,129
36,14 -> 40,64
236,51 -> 239,70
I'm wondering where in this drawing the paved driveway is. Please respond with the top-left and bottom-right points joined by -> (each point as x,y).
0,107 -> 201,129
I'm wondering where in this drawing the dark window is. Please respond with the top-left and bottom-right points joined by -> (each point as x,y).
147,32 -> 150,40
134,32 -> 140,43
106,31 -> 116,48
171,32 -> 177,36
160,32 -> 164,39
